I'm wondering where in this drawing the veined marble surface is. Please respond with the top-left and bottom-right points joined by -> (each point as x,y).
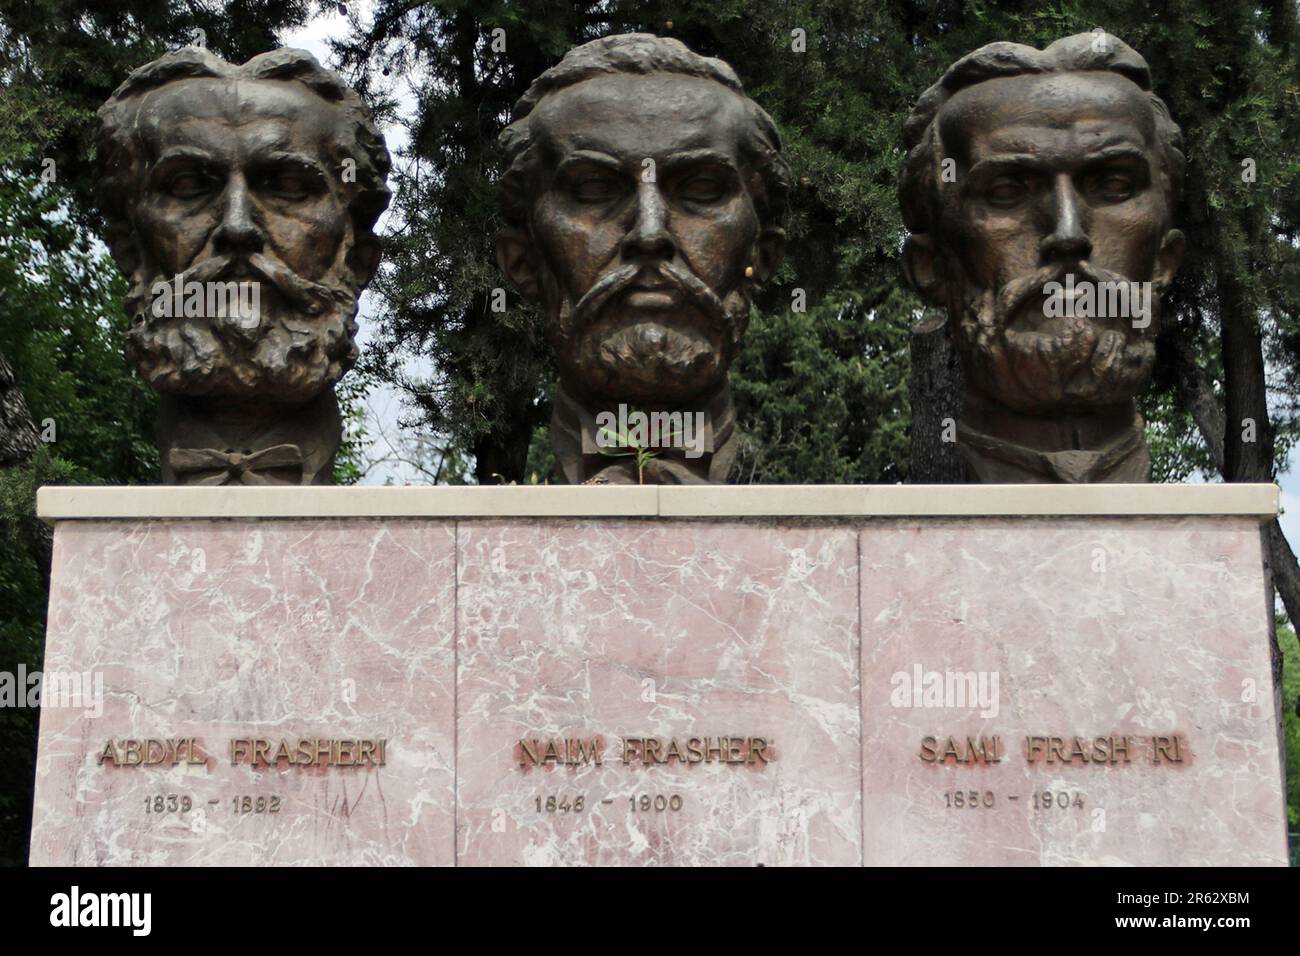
860,518 -> 1286,865
28,513 -> 1289,865
30,520 -> 457,865
455,521 -> 862,866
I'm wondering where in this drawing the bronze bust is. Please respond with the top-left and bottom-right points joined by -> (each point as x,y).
96,47 -> 390,485
900,33 -> 1185,482
496,34 -> 788,484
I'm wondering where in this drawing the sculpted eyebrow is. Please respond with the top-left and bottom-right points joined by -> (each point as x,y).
968,145 -> 1149,177
150,146 -> 219,169
148,147 -> 222,185
660,149 -> 737,170
1079,146 -> 1148,166
965,154 -> 1048,178
555,151 -> 623,173
251,151 -> 328,177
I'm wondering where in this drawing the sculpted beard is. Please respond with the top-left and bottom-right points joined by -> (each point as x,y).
955,260 -> 1159,413
545,259 -> 750,404
125,253 -> 359,406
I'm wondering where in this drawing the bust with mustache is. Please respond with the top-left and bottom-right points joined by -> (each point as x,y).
900,33 -> 1185,483
96,47 -> 390,485
496,34 -> 788,484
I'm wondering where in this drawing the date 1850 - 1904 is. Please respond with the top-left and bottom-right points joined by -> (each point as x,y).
943,789 -> 1084,810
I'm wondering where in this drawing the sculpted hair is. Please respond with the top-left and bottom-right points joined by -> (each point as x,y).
499,33 -> 790,232
96,47 -> 391,279
899,32 -> 1184,236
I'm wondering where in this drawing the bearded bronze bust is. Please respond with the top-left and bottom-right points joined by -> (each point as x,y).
496,34 -> 788,484
96,47 -> 390,485
900,33 -> 1185,483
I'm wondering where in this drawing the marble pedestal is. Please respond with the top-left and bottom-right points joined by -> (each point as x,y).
29,484 -> 1289,865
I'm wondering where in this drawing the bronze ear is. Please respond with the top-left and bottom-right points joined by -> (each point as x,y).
347,237 -> 383,287
1153,229 -> 1185,292
752,226 -> 786,284
495,227 -> 542,303
901,233 -> 946,307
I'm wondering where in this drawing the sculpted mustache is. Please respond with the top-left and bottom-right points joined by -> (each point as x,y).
170,253 -> 338,314
995,261 -> 1128,324
572,262 -> 728,328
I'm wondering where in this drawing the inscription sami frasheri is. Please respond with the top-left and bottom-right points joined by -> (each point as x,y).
918,734 -> 1189,765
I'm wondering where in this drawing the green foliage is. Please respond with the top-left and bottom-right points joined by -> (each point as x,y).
1278,619 -> 1300,862
595,415 -> 667,483
732,290 -> 911,482
522,419 -> 557,484
1138,387 -> 1217,482
0,173 -> 158,480
332,369 -> 373,486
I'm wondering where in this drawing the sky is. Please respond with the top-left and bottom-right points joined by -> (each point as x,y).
284,4 -> 429,485
281,6 -> 1300,541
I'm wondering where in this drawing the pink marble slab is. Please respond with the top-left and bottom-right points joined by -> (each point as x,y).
29,519 -> 456,865
30,509 -> 1288,866
859,517 -> 1288,866
455,520 -> 862,865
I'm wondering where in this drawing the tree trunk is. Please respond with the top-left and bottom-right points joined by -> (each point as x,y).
1171,333 -> 1226,467
1173,333 -> 1300,629
474,425 -> 532,485
0,351 -> 39,466
1219,269 -> 1274,482
908,312 -> 965,482
0,351 -> 51,585
1265,520 -> 1300,629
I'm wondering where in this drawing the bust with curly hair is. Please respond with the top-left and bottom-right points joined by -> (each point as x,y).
96,46 -> 390,485
899,32 -> 1185,483
496,34 -> 789,484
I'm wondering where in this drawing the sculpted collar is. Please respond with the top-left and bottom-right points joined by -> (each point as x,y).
167,444 -> 304,485
957,411 -> 1150,483
551,384 -> 736,485
157,392 -> 339,486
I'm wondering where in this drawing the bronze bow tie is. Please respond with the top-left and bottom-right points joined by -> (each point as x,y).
167,444 -> 304,485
